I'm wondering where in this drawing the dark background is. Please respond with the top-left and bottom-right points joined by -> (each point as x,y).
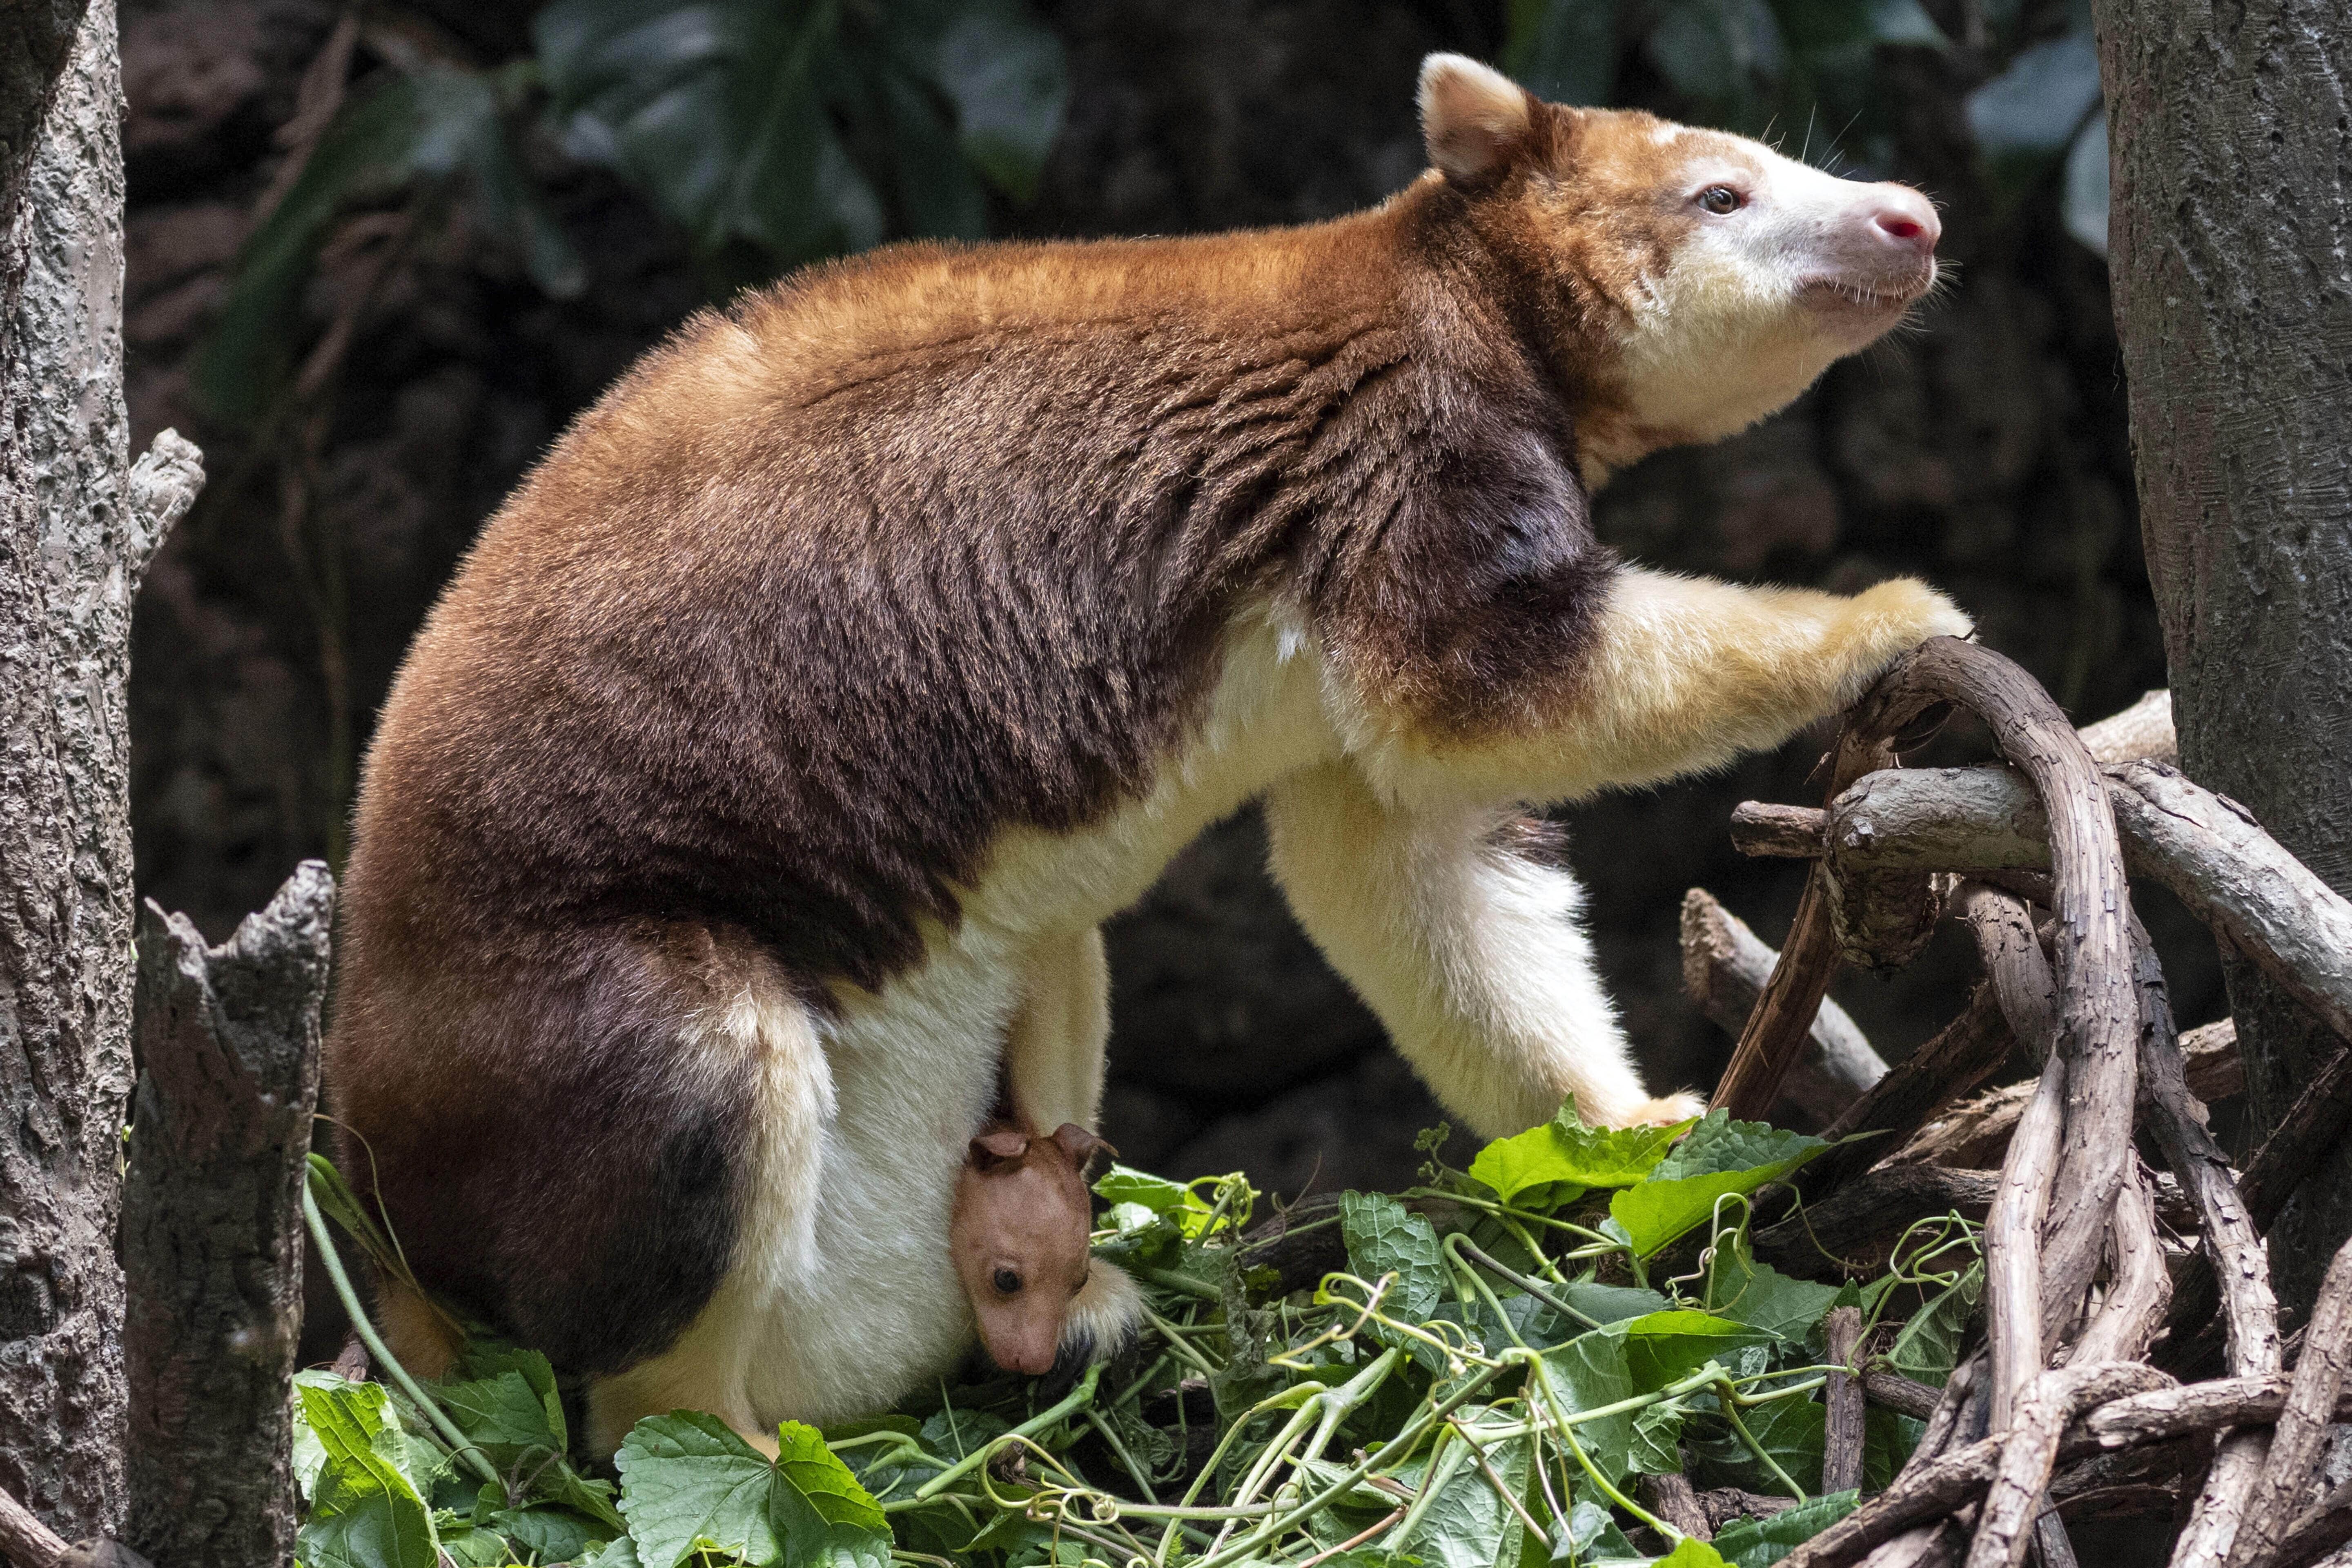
121,0 -> 2220,1204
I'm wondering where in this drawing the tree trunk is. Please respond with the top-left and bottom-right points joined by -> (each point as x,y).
121,865 -> 332,1568
2087,0 -> 2352,1315
0,0 -> 199,1536
0,0 -> 92,273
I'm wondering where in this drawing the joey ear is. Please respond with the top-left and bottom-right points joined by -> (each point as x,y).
1418,53 -> 1534,185
970,1129 -> 1031,1169
1049,1123 -> 1113,1170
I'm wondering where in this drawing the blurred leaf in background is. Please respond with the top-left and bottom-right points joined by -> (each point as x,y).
1505,0 -> 2108,254
535,0 -> 1065,294
198,0 -> 1065,425
196,61 -> 585,425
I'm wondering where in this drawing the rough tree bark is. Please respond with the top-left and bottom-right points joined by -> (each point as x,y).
0,0 -> 203,1536
0,0 -> 91,265
120,865 -> 333,1568
2088,0 -> 2352,1314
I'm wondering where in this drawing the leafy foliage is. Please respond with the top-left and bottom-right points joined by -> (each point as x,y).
195,63 -> 586,424
1509,0 -> 2114,252
535,0 -> 1065,290
196,0 -> 1064,423
297,1101 -> 1984,1568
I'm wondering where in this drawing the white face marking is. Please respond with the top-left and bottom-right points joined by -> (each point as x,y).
1609,129 -> 1941,452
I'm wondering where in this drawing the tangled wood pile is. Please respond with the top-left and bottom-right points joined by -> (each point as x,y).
1676,637 -> 2352,1568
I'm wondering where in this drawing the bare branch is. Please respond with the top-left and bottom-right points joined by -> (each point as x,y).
1642,1472 -> 1713,1541
1799,986 -> 2013,1200
1866,1372 -> 1945,1420
1825,1306 -> 1866,1495
1895,1020 -> 2236,1171
2130,918 -> 2281,1566
1963,884 -> 2062,1430
2227,1234 -> 2352,1568
122,430 -> 202,589
2271,1478 -> 2352,1568
1755,1166 -> 1996,1279
1681,888 -> 1886,1124
1964,1363 -> 2174,1568
1732,765 -> 2352,1058
2067,1161 -> 2170,1368
0,1485 -> 65,1568
2075,690 -> 2175,766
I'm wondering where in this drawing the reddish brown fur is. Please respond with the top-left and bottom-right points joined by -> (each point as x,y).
332,88 -> 1862,1381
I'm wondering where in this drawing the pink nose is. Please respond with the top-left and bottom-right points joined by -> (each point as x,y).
1866,187 -> 1940,255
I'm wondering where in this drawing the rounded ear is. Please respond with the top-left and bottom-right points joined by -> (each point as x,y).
1417,53 -> 1534,185
1049,1123 -> 1112,1170
969,1129 -> 1031,1169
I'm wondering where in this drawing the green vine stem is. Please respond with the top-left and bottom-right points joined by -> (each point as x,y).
301,1183 -> 502,1490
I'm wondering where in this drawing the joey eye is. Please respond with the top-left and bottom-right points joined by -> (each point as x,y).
992,1268 -> 1022,1296
1697,185 -> 1744,215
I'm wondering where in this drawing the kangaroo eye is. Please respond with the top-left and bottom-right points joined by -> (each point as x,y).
992,1268 -> 1022,1296
1697,185 -> 1743,215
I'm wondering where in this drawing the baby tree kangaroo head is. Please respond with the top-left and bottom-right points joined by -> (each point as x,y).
951,1123 -> 1115,1377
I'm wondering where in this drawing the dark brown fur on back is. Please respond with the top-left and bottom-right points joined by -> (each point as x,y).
333,148 -> 1631,1375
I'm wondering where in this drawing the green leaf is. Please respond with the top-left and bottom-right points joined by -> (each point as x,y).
583,1532 -> 644,1568
1630,1400 -> 1685,1474
1393,1419 -> 1530,1568
1650,1112 -> 1829,1184
614,1415 -> 886,1568
1712,1490 -> 1861,1566
195,67 -> 584,427
770,1420 -> 890,1537
535,0 -> 1065,278
1561,1496 -> 1639,1560
1537,1332 -> 1637,1483
1707,1230 -> 1842,1344
617,1412 -> 784,1568
1690,1392 -> 1825,1497
1466,1109 -> 1689,1207
488,1503 -> 619,1562
1888,1263 -> 1984,1387
1339,1192 -> 1446,1321
292,1368 -> 339,1503
1655,1537 -> 1735,1568
294,1379 -> 441,1568
1622,1310 -> 1774,1390
435,1369 -> 562,1470
929,0 -> 1067,201
1502,0 -> 1623,106
435,1523 -> 510,1567
1609,1113 -> 1831,1258
1093,1164 -> 1195,1216
1864,1404 -> 1924,1492
307,1158 -> 406,1283
920,1405 -> 1010,1462
1553,1279 -> 1672,1325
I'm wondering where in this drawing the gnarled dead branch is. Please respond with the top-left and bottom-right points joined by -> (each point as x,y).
1681,888 -> 1887,1125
